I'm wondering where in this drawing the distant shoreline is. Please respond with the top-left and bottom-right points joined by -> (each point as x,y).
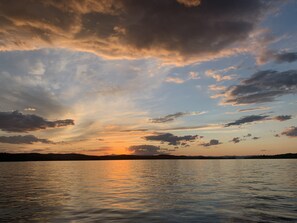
0,153 -> 296,162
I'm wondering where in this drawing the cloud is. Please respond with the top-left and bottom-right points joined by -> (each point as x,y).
177,0 -> 201,7
161,124 -> 221,132
225,115 -> 268,127
209,85 -> 227,91
150,112 -> 187,123
230,134 -> 260,143
281,126 -> 297,138
272,115 -> 292,121
128,144 -> 165,155
81,147 -> 111,152
122,123 -> 222,133
274,52 -> 297,63
166,71 -> 200,84
165,71 -> 200,84
260,50 -> 297,64
24,107 -> 37,112
150,111 -> 205,123
0,70 -> 67,117
165,77 -> 185,84
237,106 -> 270,113
0,135 -> 53,144
144,132 -> 198,146
121,128 -> 149,133
188,72 -> 200,80
29,61 -> 45,75
225,114 -> 292,126
220,70 -> 297,105
230,137 -> 241,144
201,139 -> 221,147
0,0 -> 273,62
0,111 -> 74,132
205,69 -> 234,82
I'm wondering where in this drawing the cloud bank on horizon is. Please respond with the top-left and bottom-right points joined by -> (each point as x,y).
0,0 -> 296,155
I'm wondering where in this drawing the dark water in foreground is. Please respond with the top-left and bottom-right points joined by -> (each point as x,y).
0,160 -> 296,222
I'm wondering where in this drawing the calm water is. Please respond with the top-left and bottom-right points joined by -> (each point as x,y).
0,160 -> 296,222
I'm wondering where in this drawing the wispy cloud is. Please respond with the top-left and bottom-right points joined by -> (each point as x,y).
225,114 -> 292,127
150,111 -> 206,123
205,66 -> 236,82
225,106 -> 271,115
225,115 -> 268,127
165,77 -> 186,84
165,71 -> 200,84
237,107 -> 271,113
272,115 -> 292,121
209,85 -> 227,91
157,124 -> 223,132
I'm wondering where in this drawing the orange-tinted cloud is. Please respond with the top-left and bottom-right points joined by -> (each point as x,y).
0,0 -> 273,62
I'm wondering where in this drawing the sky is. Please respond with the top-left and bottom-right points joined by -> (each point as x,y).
0,0 -> 296,156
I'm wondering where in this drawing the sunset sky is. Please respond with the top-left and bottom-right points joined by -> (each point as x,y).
0,0 -> 296,156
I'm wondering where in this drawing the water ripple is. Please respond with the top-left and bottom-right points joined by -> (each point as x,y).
0,159 -> 296,222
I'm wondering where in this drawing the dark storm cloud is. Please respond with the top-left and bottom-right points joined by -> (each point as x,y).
252,136 -> 260,140
225,115 -> 268,127
0,135 -> 53,144
0,0 -> 273,61
144,133 -> 198,146
128,145 -> 165,155
221,70 -> 297,105
0,111 -> 74,133
281,126 -> 297,138
150,112 -> 187,123
201,139 -> 221,147
272,115 -> 292,121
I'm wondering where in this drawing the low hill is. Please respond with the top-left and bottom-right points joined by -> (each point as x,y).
0,152 -> 296,162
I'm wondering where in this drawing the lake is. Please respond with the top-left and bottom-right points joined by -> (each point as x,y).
0,160 -> 296,222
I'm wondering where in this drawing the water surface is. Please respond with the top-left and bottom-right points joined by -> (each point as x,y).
0,159 -> 296,222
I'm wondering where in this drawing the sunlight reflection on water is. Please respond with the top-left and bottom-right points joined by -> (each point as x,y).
0,159 -> 296,222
